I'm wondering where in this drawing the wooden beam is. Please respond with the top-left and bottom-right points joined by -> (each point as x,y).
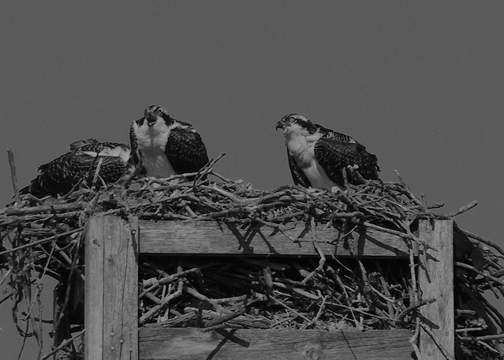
139,327 -> 414,360
139,220 -> 411,258
85,216 -> 105,360
85,216 -> 139,360
418,220 -> 454,360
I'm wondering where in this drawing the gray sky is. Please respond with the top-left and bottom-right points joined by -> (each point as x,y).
1,2 -> 503,358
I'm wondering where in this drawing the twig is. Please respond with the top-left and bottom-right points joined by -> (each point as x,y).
420,323 -> 456,360
272,297 -> 311,322
396,298 -> 436,323
7,148 -> 21,204
456,262 -> 504,287
41,329 -> 85,360
461,228 -> 504,257
362,221 -> 417,241
409,317 -> 422,360
443,200 -> 478,218
91,157 -> 104,190
458,333 -> 504,341
6,202 -> 84,216
0,227 -> 84,257
139,278 -> 183,326
201,308 -> 246,332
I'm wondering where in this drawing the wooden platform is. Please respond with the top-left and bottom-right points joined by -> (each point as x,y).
139,328 -> 414,360
84,216 -> 454,360
139,220 -> 413,257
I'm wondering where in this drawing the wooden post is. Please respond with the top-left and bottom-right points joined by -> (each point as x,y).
418,219 -> 454,359
85,216 -> 139,360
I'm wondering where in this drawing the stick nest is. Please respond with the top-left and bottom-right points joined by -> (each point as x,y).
1,167 -> 503,359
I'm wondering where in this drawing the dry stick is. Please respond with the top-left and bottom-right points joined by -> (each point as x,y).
7,148 -> 21,204
301,219 -> 326,285
272,296 -> 311,322
41,329 -> 85,360
334,272 -> 360,328
369,284 -> 396,305
324,302 -> 393,322
17,246 -> 43,358
0,227 -> 84,257
24,242 -> 56,323
357,260 -> 372,303
250,217 -> 298,243
361,221 -> 417,241
272,282 -> 320,301
201,308 -> 247,332
54,244 -> 85,282
139,278 -> 184,326
6,202 -> 84,216
158,284 -> 168,323
396,298 -> 436,323
476,290 -> 504,331
409,317 -> 422,360
469,340 -> 503,355
207,170 -> 235,184
195,152 -> 226,181
142,267 -> 201,288
420,323 -> 456,360
302,295 -> 327,329
456,262 -> 504,287
455,327 -> 486,333
443,200 -> 478,218
461,228 -> 504,257
0,269 -> 11,287
406,237 -> 420,355
53,243 -> 80,345
458,333 -> 504,342
376,262 -> 395,319
90,157 -> 104,191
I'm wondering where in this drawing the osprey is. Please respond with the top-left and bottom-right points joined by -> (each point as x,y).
130,105 -> 209,179
20,139 -> 133,197
276,113 -> 380,191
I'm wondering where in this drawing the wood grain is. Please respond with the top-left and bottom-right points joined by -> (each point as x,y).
418,220 -> 454,359
103,216 -> 139,360
85,216 -> 139,360
85,216 -> 105,359
138,220 -> 411,258
139,327 -> 414,360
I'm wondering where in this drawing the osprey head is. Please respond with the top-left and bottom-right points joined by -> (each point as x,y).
275,113 -> 318,136
143,105 -> 171,127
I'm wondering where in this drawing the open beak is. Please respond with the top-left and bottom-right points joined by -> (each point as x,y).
145,113 -> 158,127
275,120 -> 285,131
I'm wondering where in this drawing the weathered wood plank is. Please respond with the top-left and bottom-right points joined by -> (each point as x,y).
85,216 -> 139,360
103,216 -> 139,360
139,220 -> 411,258
139,327 -> 414,360
85,216 -> 106,359
418,220 -> 454,360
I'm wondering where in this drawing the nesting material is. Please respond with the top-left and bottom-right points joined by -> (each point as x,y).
0,167 -> 503,359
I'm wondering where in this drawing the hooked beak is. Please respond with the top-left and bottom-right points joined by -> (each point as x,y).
275,120 -> 286,131
145,113 -> 158,127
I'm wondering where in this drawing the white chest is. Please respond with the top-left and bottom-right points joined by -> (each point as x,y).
135,121 -> 177,178
286,134 -> 339,191
285,133 -> 317,169
303,161 -> 340,191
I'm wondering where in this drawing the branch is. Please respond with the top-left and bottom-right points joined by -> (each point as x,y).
7,148 -> 21,204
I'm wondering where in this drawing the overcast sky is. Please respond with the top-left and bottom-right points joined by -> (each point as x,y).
1,2 -> 503,358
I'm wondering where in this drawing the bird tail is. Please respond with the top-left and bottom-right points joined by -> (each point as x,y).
18,178 -> 48,198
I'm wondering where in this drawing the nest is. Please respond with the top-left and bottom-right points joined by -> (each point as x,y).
1,164 -> 503,359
